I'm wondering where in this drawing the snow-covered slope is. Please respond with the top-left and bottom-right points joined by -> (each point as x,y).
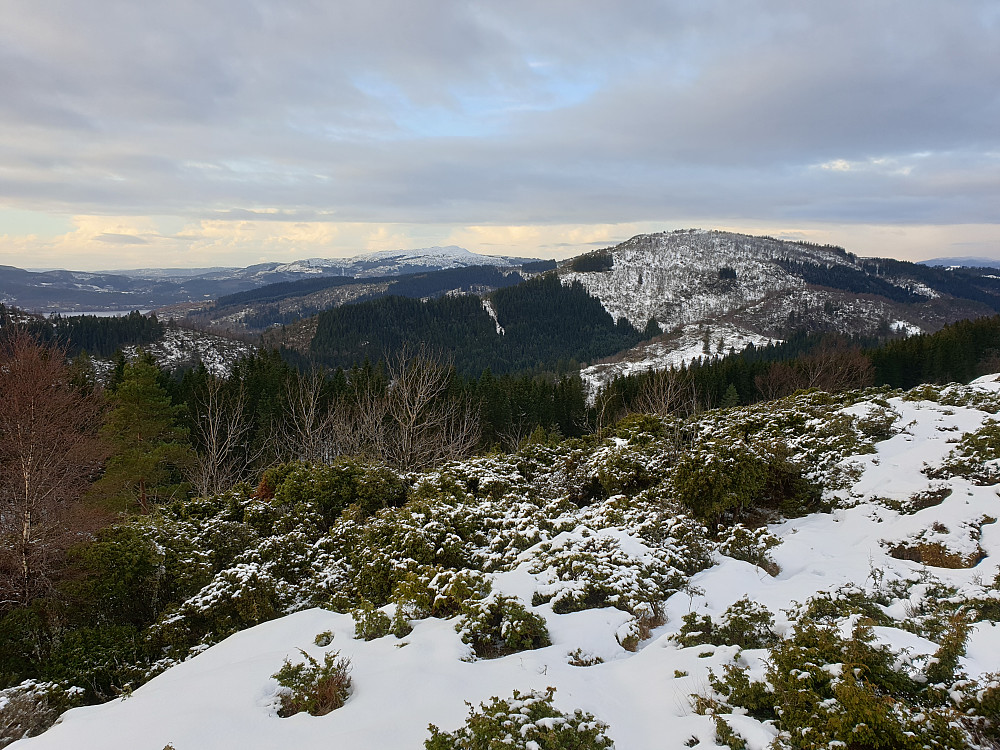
580,322 -> 778,397
560,229 -> 991,338
13,375 -> 1000,750
101,327 -> 254,378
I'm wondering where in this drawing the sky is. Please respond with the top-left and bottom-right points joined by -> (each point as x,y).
1,0 -> 998,270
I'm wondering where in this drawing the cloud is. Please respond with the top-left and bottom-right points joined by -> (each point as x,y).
96,233 -> 149,245
0,0 -> 997,268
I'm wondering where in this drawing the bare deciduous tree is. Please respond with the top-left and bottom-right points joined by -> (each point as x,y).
280,367 -> 338,464
755,342 -> 874,400
188,376 -> 268,496
634,369 -> 702,418
0,331 -> 107,611
362,348 -> 480,472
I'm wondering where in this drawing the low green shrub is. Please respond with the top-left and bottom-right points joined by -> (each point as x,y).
0,680 -> 83,748
351,601 -> 392,641
673,598 -> 777,650
704,618 -> 971,749
671,442 -> 820,527
425,687 -> 614,749
264,459 -> 408,527
716,525 -> 781,576
272,649 -> 351,717
391,568 -> 493,621
457,595 -> 550,659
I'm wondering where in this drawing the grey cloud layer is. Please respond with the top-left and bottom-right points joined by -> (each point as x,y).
2,0 -> 998,225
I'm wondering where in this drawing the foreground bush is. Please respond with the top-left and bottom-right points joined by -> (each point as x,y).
272,650 -> 351,717
0,681 -> 82,748
426,687 -> 613,749
701,616 -> 975,749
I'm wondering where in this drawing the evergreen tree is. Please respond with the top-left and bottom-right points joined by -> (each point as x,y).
720,383 -> 741,409
92,353 -> 193,511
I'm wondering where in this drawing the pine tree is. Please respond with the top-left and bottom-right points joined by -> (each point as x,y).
721,383 -> 741,409
92,353 -> 193,512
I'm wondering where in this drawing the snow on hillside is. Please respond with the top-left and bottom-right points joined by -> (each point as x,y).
126,327 -> 253,377
580,323 -> 778,397
559,230 -> 932,338
13,374 -> 1000,749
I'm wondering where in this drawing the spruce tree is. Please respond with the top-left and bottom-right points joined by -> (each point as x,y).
92,353 -> 193,512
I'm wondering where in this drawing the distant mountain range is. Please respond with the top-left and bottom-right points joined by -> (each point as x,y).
0,246 -> 542,312
253,229 -> 1000,379
920,256 -> 1000,269
6,231 -> 1000,387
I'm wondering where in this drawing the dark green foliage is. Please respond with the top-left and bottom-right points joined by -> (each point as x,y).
308,274 -> 642,376
458,595 -> 551,659
775,258 -> 926,303
264,459 -> 408,528
521,259 -> 557,273
426,687 -> 613,750
717,266 -> 737,281
674,598 -> 777,650
872,314 -> 1000,388
569,252 -> 614,273
671,442 -> 819,526
707,616 -> 972,749
92,354 -> 193,511
216,276 -> 358,308
64,526 -> 165,629
272,649 -> 351,717
351,601 -> 392,641
0,307 -> 165,358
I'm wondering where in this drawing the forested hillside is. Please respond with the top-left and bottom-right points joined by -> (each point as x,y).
309,274 -> 648,375
0,305 -> 165,357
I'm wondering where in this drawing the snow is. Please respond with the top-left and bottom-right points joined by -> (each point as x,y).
891,319 -> 922,336
559,229 -> 952,343
12,374 -> 1000,749
580,322 -> 777,398
123,327 -> 254,377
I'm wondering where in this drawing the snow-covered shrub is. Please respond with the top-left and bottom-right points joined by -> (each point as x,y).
614,603 -> 665,652
351,601 -> 391,641
391,567 -> 492,621
272,649 -> 351,717
669,441 -> 765,525
673,598 -> 777,650
151,563 -> 282,653
904,382 -> 1000,415
0,681 -> 82,748
884,517 -> 991,569
457,594 -> 550,659
788,584 -> 891,626
566,648 -> 603,666
716,524 -> 781,575
928,419 -> 1000,485
264,459 -> 408,527
703,619 -> 970,750
425,687 -> 613,749
530,532 -> 680,617
335,498 -> 485,605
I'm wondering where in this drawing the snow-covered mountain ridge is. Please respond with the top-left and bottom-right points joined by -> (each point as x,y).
560,229 -> 999,386
561,229 -> 996,336
10,374 -> 1000,749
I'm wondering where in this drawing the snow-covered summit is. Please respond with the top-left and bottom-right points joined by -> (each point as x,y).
559,229 -> 969,339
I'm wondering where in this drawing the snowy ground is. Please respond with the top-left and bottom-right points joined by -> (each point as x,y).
580,322 -> 777,398
12,376 -> 1000,750
129,327 -> 253,377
